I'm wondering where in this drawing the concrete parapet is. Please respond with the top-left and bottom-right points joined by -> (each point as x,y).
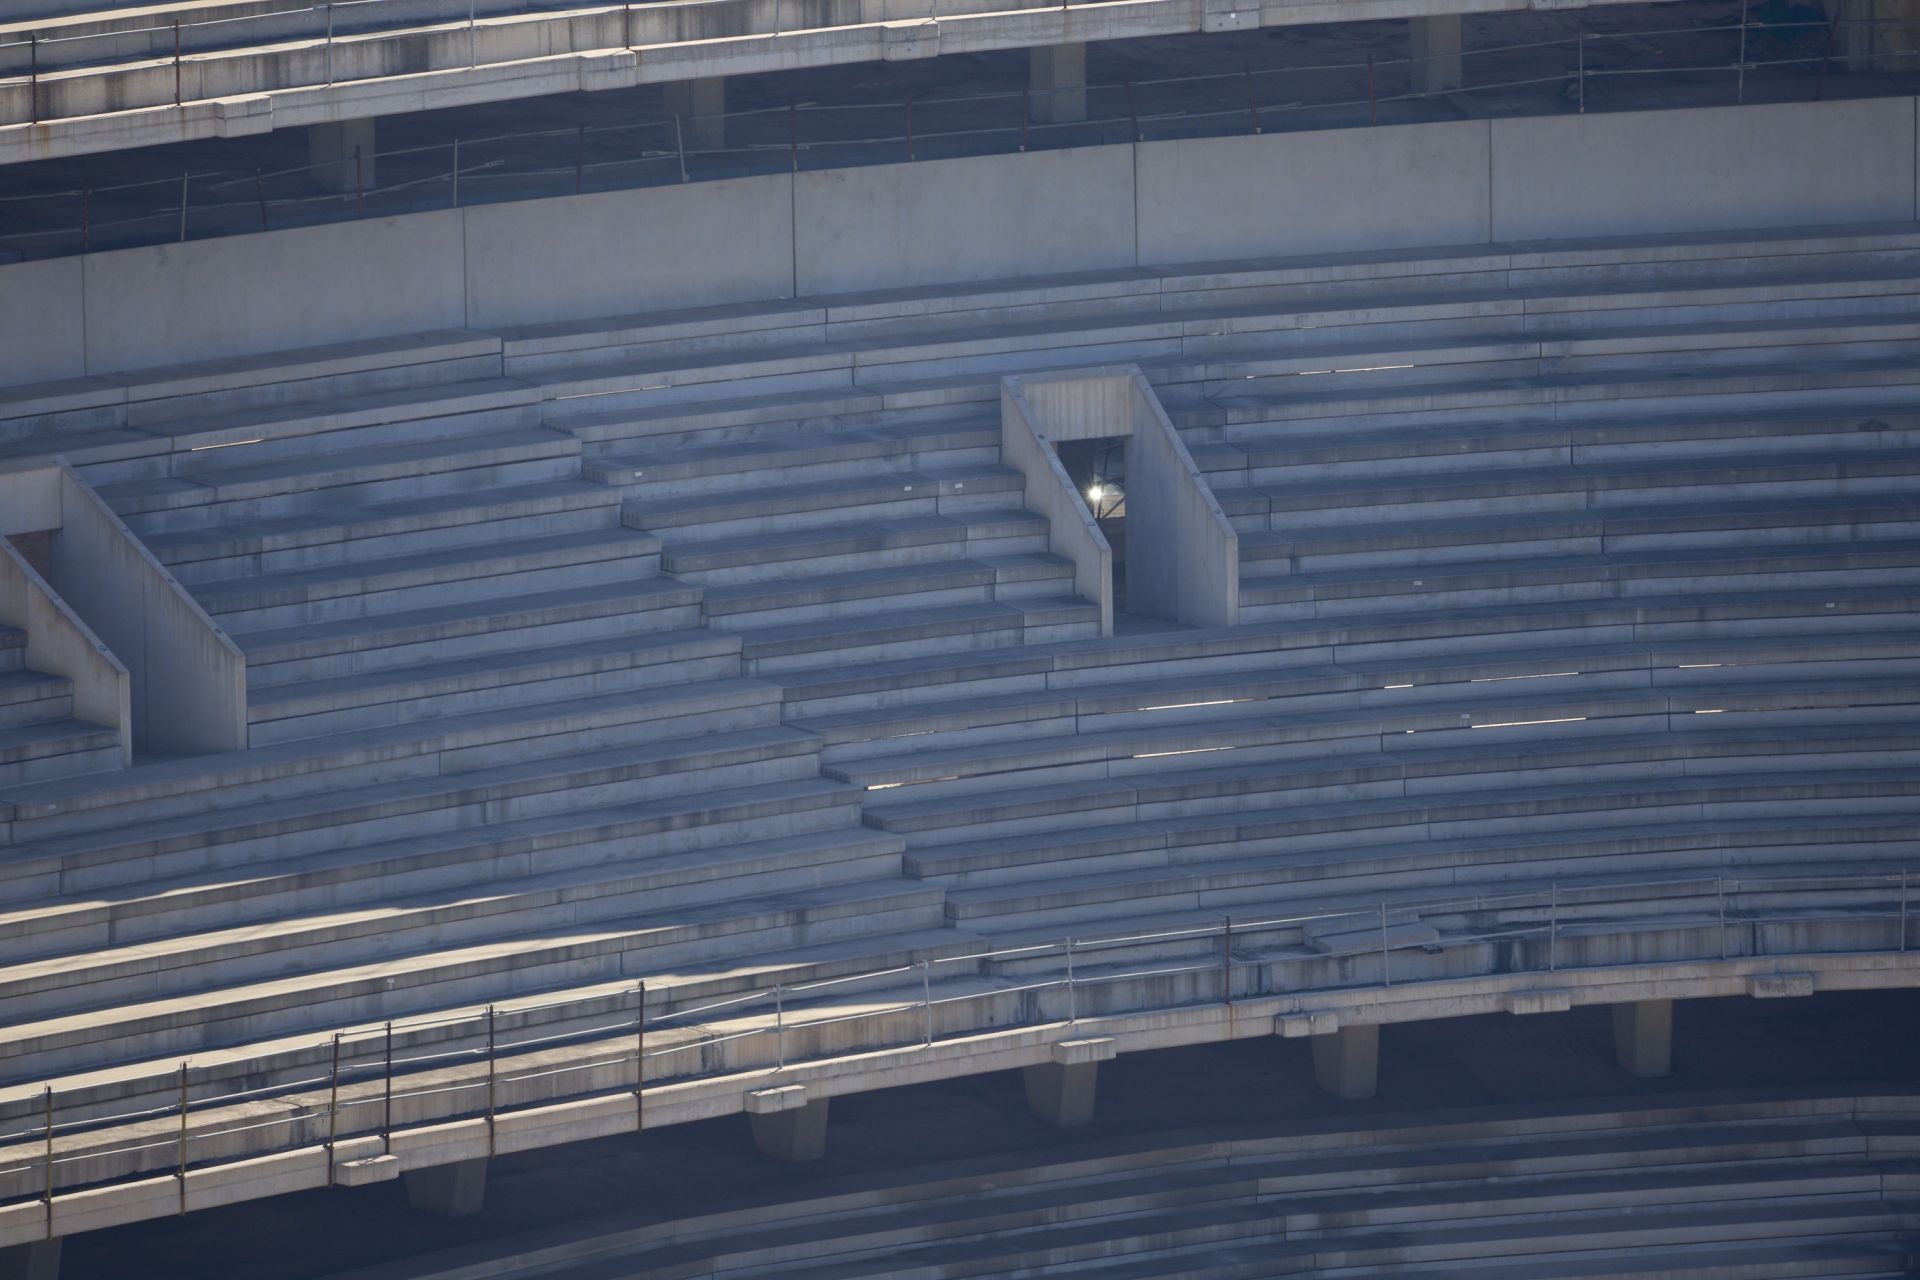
1751,973 -> 1817,999
1311,1023 -> 1379,1100
403,1157 -> 487,1219
1613,999 -> 1673,1078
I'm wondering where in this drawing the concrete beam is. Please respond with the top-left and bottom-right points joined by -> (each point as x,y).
0,1240 -> 60,1280
746,1086 -> 829,1161
1311,1024 -> 1379,1100
402,1158 -> 487,1218
1409,14 -> 1463,94
309,119 -> 376,195
665,77 -> 725,155
1023,1038 -> 1116,1126
1030,43 -> 1086,125
1613,999 -> 1673,1078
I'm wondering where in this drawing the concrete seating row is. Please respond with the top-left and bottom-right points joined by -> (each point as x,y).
0,626 -> 119,788
328,1093 -> 1920,1280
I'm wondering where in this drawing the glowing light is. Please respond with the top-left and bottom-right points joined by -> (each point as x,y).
1087,484 -> 1105,502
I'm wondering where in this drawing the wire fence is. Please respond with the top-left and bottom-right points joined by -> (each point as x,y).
0,13 -> 1909,265
0,867 -> 1911,1224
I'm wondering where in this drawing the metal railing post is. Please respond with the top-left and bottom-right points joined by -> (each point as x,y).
1736,2 -> 1748,102
28,35 -> 36,126
1020,87 -> 1030,151
485,1006 -> 497,1158
774,985 -> 785,1069
82,189 -> 92,251
1125,81 -> 1139,140
575,125 -> 585,194
381,1021 -> 393,1153
174,20 -> 183,108
1718,879 -> 1729,959
624,1 -> 633,49
1379,903 -> 1391,985
1065,938 -> 1076,1024
325,3 -> 335,85
634,982 -> 646,1131
325,1033 -> 341,1187
451,138 -> 460,207
921,960 -> 933,1046
1245,65 -> 1261,134
1577,33 -> 1586,113
176,1063 -> 189,1216
41,1086 -> 53,1239
468,0 -> 477,68
788,102 -> 799,172
674,116 -> 688,183
905,96 -> 914,160
253,170 -> 267,230
1548,883 -> 1558,971
1221,917 -> 1233,1000
1901,869 -> 1909,952
178,171 -> 190,242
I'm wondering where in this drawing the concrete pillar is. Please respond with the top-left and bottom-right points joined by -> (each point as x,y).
308,119 -> 376,194
402,1157 -> 487,1218
1612,999 -> 1674,1079
1029,43 -> 1087,125
1409,14 -> 1463,94
0,1240 -> 61,1280
1312,1024 -> 1379,1100
665,76 -> 727,154
747,1086 -> 828,1161
1023,1037 -> 1116,1126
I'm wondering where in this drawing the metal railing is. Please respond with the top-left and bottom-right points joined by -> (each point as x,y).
0,867 -> 1911,1223
0,14 -> 1907,265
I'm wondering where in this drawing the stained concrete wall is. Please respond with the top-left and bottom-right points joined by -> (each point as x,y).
1123,372 -> 1238,628
462,175 -> 796,328
1001,382 -> 1113,637
1135,121 -> 1492,265
794,147 -> 1138,295
2,98 -> 1916,390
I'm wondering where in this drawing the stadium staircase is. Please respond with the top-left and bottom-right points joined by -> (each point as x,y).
0,223 -> 1918,1251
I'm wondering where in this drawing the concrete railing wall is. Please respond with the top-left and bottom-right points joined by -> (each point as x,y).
1000,381 -> 1114,637
0,533 -> 131,765
1122,371 -> 1239,629
3,96 -> 1915,389
46,470 -> 248,755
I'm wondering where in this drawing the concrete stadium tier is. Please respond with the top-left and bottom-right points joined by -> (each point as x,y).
1,220 -> 1919,1264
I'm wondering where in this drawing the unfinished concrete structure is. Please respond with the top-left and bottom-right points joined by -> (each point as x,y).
1,2 -> 1919,1271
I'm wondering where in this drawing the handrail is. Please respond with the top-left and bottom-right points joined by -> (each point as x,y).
0,867 -> 1911,1212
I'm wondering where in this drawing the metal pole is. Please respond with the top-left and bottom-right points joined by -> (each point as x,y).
1366,53 -> 1377,126
176,1063 -> 189,1216
1246,65 -> 1261,134
42,1087 -> 53,1239
634,982 -> 645,1131
382,1021 -> 393,1153
905,96 -> 914,161
1577,33 -> 1585,114
1718,880 -> 1729,959
1548,883 -> 1558,971
1125,81 -> 1139,140
82,189 -> 92,251
624,1 -> 632,49
468,0 -> 477,68
326,4 -> 335,85
1221,917 -> 1233,1000
1736,1 -> 1748,102
921,959 -> 933,1046
1380,903 -> 1391,985
174,21 -> 183,108
253,170 -> 267,230
485,1006 -> 497,1158
178,171 -> 190,243
1021,87 -> 1031,151
575,125 -> 585,194
788,103 -> 799,172
1065,938 -> 1076,1024
28,35 -> 36,126
1901,869 -> 1909,952
774,985 -> 784,1069
354,146 -> 364,218
674,116 -> 687,183
325,1033 -> 341,1187
451,138 -> 459,207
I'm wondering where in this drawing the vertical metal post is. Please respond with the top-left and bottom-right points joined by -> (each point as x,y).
1379,904 -> 1391,985
451,138 -> 460,207
253,170 -> 267,230
41,1087 -> 53,1239
633,982 -> 646,1131
1065,938 -> 1076,1024
174,21 -> 183,107
27,35 -> 36,126
774,985 -> 784,1069
485,1006 -> 497,1158
673,116 -> 687,183
788,103 -> 799,172
1246,66 -> 1261,133
325,1033 -> 341,1187
1577,33 -> 1586,114
1718,880 -> 1729,959
178,171 -> 190,242
921,959 -> 933,1046
326,4 -> 334,85
1736,0 -> 1748,102
176,1063 -> 189,1215
1021,87 -> 1031,151
381,1021 -> 393,1153
1366,53 -> 1377,126
82,189 -> 93,251
354,146 -> 364,218
1220,917 -> 1233,1000
624,1 -> 633,49
1900,869 -> 1909,952
1125,81 -> 1139,140
575,125 -> 585,194
468,0 -> 477,67
1548,883 -> 1558,971
905,96 -> 914,160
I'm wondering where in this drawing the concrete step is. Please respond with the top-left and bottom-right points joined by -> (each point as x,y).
0,719 -> 123,788
623,466 -> 1025,542
703,560 -> 1010,631
196,526 -> 663,631
662,511 -> 1050,586
739,602 -> 1041,676
0,668 -> 74,730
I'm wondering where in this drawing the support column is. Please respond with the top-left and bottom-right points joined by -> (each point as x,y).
747,1086 -> 828,1161
402,1157 -> 488,1218
1409,14 -> 1463,94
308,119 -> 376,194
1023,1037 -> 1116,1126
0,1240 -> 61,1280
1029,43 -> 1087,125
665,76 -> 727,154
1311,1024 -> 1379,1100
1612,999 -> 1673,1078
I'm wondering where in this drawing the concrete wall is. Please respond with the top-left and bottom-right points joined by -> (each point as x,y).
0,533 -> 131,764
3,97 -> 1917,390
1123,372 -> 1238,629
1001,381 -> 1113,637
795,147 -> 1137,295
47,471 -> 247,755
1135,121 -> 1492,265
